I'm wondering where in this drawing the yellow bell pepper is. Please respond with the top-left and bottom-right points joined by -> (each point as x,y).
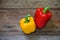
19,14 -> 36,34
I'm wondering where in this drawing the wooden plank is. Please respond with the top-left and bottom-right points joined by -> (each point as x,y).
0,9 -> 60,35
0,0 -> 60,8
0,8 -> 60,10
0,35 -> 60,40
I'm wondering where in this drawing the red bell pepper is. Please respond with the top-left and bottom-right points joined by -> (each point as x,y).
34,7 -> 52,29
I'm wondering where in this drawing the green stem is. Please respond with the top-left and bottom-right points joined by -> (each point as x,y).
25,14 -> 30,23
43,7 -> 50,13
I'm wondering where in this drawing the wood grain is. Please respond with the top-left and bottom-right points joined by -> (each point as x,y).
0,0 -> 60,40
0,9 -> 60,35
0,0 -> 60,8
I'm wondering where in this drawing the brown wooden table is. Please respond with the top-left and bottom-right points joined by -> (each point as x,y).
0,8 -> 60,35
0,0 -> 60,40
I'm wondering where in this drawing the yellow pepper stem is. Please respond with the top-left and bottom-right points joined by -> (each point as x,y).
25,14 -> 30,23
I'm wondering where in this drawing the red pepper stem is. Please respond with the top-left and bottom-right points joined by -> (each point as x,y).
25,14 -> 30,23
43,7 -> 50,13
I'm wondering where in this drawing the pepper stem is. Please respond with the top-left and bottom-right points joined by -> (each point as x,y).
25,14 -> 30,23
43,7 -> 50,13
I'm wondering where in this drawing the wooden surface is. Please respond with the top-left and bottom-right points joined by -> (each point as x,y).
0,0 -> 60,40
0,0 -> 60,8
0,8 -> 60,35
0,8 -> 60,40
0,35 -> 60,40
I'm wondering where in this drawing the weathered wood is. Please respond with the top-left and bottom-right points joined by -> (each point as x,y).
0,0 -> 60,40
0,35 -> 60,40
0,8 -> 60,10
0,0 -> 60,8
0,9 -> 60,35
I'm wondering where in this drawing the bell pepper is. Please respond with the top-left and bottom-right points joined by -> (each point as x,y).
34,7 -> 52,29
19,14 -> 36,34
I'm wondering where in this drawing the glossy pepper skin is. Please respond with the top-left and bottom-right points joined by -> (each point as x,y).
34,7 -> 52,29
19,14 -> 36,34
